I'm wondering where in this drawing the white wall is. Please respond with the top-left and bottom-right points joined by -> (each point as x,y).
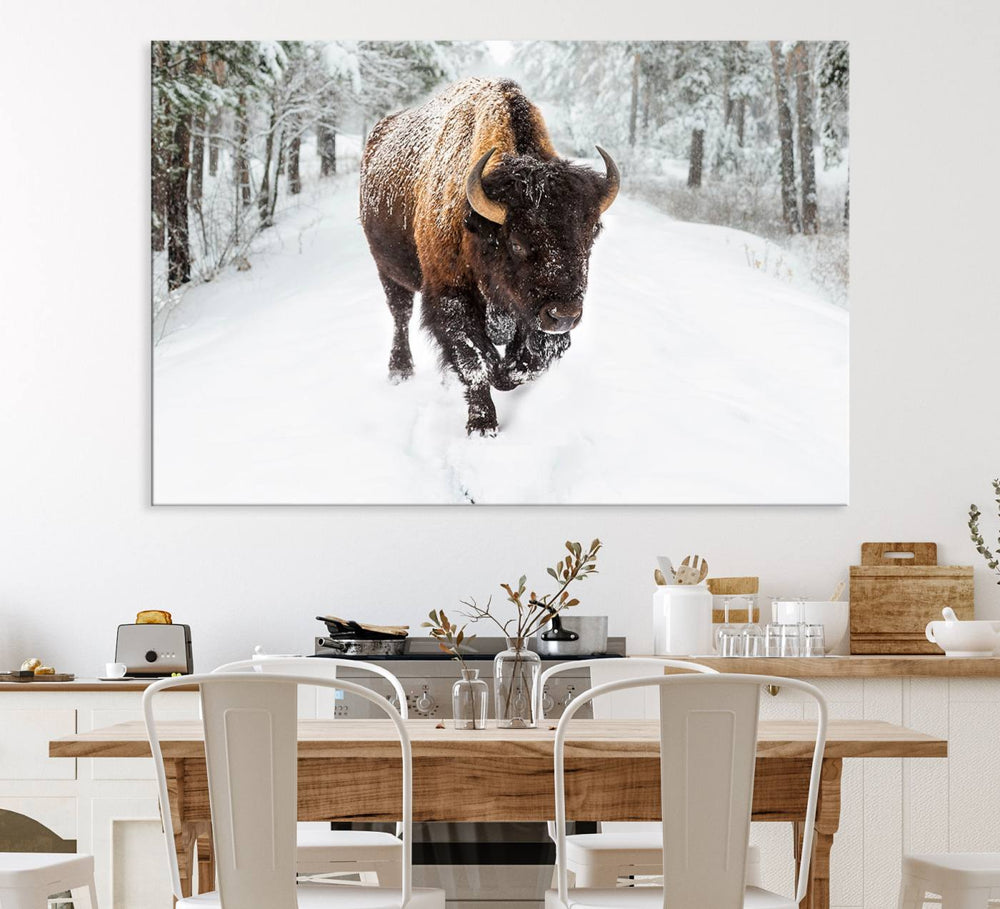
0,0 -> 998,675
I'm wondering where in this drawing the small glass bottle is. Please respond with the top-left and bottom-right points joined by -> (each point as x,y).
452,668 -> 489,730
494,637 -> 541,728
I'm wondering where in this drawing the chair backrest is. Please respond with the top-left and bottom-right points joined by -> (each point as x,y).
536,657 -> 716,720
551,673 -> 827,908
213,656 -> 409,718
143,672 -> 413,909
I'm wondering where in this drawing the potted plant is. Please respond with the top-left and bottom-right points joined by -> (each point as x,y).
423,609 -> 488,730
459,539 -> 601,728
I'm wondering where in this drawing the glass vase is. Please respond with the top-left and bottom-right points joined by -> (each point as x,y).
494,637 -> 541,728
452,668 -> 489,730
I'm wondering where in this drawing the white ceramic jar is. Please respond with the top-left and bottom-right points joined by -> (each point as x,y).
652,585 -> 714,655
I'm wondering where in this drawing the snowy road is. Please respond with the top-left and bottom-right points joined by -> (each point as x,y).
153,166 -> 848,504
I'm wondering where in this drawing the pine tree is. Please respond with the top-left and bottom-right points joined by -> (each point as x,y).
792,42 -> 818,234
769,42 -> 801,234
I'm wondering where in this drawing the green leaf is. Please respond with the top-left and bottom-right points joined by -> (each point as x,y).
547,567 -> 558,579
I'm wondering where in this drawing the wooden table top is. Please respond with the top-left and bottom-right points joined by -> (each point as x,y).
50,718 -> 947,761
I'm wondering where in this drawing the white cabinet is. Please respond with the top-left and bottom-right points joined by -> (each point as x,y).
0,709 -> 77,780
0,686 -> 196,909
750,677 -> 1000,909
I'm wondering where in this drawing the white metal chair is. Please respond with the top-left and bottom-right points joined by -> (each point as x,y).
143,671 -> 445,909
546,673 -> 828,909
0,853 -> 97,909
213,657 -> 406,886
538,659 -> 762,888
898,854 -> 1000,907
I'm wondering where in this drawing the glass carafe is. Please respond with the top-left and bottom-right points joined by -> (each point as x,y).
452,668 -> 489,730
494,637 -> 541,728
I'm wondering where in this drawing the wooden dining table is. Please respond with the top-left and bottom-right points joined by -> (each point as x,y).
50,718 -> 946,909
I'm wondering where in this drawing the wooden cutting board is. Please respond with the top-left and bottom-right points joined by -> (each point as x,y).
849,542 -> 974,654
0,672 -> 76,683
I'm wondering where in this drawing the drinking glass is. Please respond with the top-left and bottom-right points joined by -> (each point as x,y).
741,624 -> 764,657
772,597 -> 805,626
715,597 -> 743,655
766,623 -> 802,657
802,624 -> 826,657
717,626 -> 744,657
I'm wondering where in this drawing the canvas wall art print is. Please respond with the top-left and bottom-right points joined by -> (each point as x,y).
151,40 -> 849,505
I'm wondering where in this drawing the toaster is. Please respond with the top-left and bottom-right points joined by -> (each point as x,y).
115,624 -> 193,676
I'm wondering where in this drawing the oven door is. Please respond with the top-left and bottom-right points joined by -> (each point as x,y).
332,820 -> 596,908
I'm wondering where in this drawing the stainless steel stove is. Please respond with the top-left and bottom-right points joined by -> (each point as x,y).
313,635 -> 627,720
310,634 -> 627,909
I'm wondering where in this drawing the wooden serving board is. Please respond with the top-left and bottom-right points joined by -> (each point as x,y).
850,542 -> 974,654
0,672 -> 76,683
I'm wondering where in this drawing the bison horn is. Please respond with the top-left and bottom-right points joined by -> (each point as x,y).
596,146 -> 620,214
466,148 -> 507,225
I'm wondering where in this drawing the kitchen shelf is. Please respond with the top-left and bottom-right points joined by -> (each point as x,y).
632,654 -> 1000,678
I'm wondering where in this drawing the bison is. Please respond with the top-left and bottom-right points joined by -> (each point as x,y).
359,78 -> 618,435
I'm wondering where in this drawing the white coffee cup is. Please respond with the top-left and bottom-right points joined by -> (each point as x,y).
105,662 -> 128,679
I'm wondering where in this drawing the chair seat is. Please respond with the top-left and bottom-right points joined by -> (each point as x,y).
903,853 -> 1000,889
0,852 -> 94,889
297,829 -> 403,861
178,883 -> 445,909
545,885 -> 796,909
566,831 -> 762,863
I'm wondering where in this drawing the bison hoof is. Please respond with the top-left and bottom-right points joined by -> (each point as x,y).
388,366 -> 413,385
468,423 -> 498,438
466,414 -> 498,437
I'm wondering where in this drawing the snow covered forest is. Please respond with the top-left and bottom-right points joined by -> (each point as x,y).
152,40 -> 848,315
151,41 -> 849,504
152,41 -> 487,315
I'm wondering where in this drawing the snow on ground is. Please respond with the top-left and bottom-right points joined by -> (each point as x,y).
153,159 -> 848,505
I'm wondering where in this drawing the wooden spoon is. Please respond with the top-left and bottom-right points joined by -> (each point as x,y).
676,555 -> 709,585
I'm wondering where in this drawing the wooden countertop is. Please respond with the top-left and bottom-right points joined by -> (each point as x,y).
0,679 -> 193,692
634,654 -> 1000,678
5,655 -> 1000,690
49,717 -> 947,761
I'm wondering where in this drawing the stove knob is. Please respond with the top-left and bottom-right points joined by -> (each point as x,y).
414,691 -> 436,715
541,691 -> 555,714
145,650 -> 158,663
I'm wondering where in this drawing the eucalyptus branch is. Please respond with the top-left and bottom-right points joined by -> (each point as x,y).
969,479 -> 1000,584
422,609 -> 477,670
457,596 -> 511,636
458,538 -> 603,641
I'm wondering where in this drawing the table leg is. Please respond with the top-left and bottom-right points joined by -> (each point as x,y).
165,758 -> 205,902
174,823 -> 197,900
794,758 -> 842,909
197,825 -> 215,892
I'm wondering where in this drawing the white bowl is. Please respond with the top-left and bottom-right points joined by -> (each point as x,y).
925,620 -> 1000,656
771,601 -> 850,654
